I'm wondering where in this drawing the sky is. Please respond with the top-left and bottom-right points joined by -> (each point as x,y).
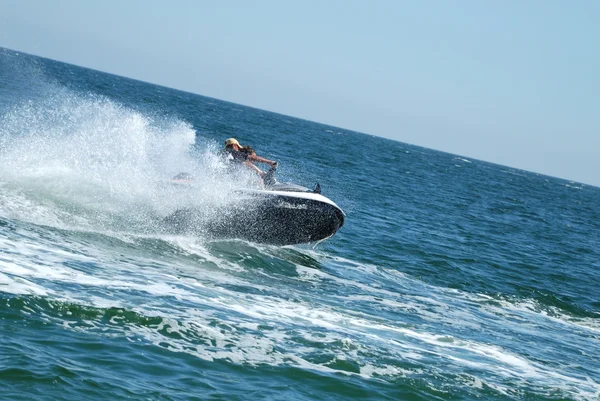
1,0 -> 599,185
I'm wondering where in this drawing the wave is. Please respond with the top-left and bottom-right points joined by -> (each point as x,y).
0,84 -> 262,239
1,220 -> 598,400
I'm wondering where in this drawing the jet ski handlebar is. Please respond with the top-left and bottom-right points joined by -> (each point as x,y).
263,164 -> 278,186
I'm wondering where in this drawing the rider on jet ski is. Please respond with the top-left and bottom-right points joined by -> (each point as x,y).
222,138 -> 278,184
171,138 -> 279,186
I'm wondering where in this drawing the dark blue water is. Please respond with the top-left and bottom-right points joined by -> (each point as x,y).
1,48 -> 599,400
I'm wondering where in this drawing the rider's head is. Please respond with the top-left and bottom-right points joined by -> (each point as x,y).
224,138 -> 241,151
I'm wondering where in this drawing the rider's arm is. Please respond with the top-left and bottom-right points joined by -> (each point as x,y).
248,154 -> 277,166
243,161 -> 265,176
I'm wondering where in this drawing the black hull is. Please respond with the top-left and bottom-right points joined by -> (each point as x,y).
164,193 -> 344,245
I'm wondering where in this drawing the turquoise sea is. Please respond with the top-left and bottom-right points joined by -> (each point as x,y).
1,48 -> 599,401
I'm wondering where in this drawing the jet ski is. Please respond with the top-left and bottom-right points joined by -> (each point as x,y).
165,168 -> 345,245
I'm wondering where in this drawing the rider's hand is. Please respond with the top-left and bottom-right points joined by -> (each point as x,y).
271,161 -> 278,168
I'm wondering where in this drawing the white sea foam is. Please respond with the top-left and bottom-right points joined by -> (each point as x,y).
0,87 -> 263,238
0,272 -> 50,296
2,234 -> 598,401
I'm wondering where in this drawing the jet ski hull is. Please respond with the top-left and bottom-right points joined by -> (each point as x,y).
165,190 -> 345,245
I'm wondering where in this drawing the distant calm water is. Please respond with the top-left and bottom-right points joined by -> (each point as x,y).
1,48 -> 599,401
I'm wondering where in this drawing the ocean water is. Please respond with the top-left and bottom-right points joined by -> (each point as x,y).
1,48 -> 599,401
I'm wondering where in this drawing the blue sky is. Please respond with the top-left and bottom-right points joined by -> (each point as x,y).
1,0 -> 599,185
